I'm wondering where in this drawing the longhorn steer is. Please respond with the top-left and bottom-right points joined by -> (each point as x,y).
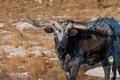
25,14 -> 120,80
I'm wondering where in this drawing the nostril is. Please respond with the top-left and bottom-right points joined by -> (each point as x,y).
58,47 -> 65,53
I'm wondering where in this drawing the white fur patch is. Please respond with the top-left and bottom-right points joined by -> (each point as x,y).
55,29 -> 64,41
66,72 -> 69,77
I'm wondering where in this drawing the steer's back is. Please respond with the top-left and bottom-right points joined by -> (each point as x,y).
101,17 -> 120,34
100,18 -> 120,61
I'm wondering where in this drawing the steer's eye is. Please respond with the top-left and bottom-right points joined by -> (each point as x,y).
44,27 -> 54,33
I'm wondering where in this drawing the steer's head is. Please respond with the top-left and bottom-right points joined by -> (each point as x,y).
25,14 -> 100,54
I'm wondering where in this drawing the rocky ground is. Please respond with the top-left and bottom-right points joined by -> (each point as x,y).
0,0 -> 120,80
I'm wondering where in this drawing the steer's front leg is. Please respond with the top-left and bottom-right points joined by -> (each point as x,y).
101,58 -> 111,80
63,54 -> 81,80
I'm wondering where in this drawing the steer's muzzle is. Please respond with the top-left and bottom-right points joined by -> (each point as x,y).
58,46 -> 66,53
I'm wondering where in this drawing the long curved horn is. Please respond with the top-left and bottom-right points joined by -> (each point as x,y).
25,13 -> 53,28
73,16 -> 101,30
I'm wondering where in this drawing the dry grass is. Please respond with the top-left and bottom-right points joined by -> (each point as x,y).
0,51 -> 65,80
0,0 -> 120,22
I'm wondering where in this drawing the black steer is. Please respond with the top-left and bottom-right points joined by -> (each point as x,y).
25,14 -> 120,80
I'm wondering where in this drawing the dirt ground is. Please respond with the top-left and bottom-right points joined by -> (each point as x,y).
0,0 -> 120,80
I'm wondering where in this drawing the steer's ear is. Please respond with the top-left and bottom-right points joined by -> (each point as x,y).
70,29 -> 78,36
44,27 -> 54,33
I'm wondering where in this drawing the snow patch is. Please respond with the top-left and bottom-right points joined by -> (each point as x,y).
52,15 -> 72,19
37,15 -> 72,20
43,50 -> 52,54
117,8 -> 120,11
1,45 -> 26,57
32,46 -> 52,55
0,30 -> 13,34
26,46 -> 52,56
38,78 -> 43,80
50,58 -> 58,61
27,46 -> 42,56
17,66 -> 25,69
31,50 -> 42,56
35,0 -> 42,3
7,72 -> 30,78
0,44 -> 53,57
84,67 -> 120,77
0,23 -> 4,28
13,22 -> 35,32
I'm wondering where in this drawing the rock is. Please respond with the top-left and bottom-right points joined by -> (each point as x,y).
0,23 -> 4,29
84,67 -> 120,77
35,0 -> 42,3
13,22 -> 35,32
1,45 -> 26,57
